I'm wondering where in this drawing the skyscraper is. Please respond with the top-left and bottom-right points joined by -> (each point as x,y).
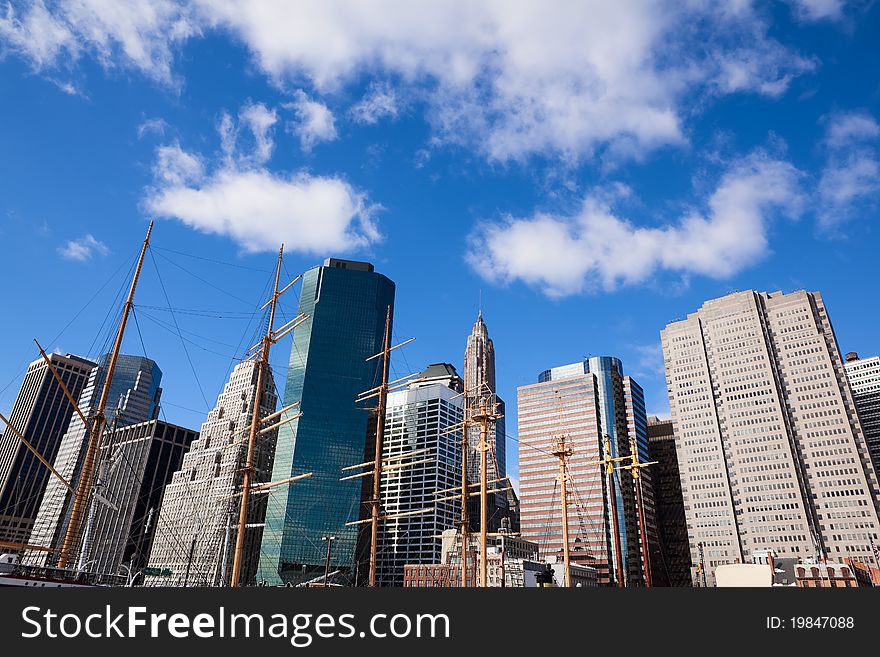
462,312 -> 509,532
844,352 -> 880,474
146,361 -> 276,586
375,363 -> 463,586
519,356 -> 652,586
258,258 -> 395,585
26,354 -> 162,566
78,419 -> 197,578
0,353 -> 95,546
661,290 -> 880,586
646,416 -> 692,587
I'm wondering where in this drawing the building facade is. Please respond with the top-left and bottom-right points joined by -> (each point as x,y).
26,354 -> 162,566
146,361 -> 277,586
661,290 -> 880,586
257,258 -> 395,585
646,416 -> 692,586
375,364 -> 463,586
844,352 -> 880,474
0,353 -> 95,546
77,419 -> 197,579
523,357 -> 652,586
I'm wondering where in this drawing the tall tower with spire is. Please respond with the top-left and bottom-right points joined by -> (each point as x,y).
464,310 -> 496,396
463,311 -> 513,533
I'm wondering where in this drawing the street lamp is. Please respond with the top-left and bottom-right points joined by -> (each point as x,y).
321,536 -> 336,588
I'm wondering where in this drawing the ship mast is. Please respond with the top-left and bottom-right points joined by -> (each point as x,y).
621,434 -> 657,587
551,435 -> 573,587
345,311 -> 419,587
57,221 -> 153,569
227,245 -> 315,587
368,306 -> 392,587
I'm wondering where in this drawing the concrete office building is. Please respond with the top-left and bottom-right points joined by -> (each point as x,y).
375,363 -> 463,587
78,419 -> 197,578
258,258 -> 395,586
0,353 -> 95,545
646,416 -> 692,586
844,353 -> 880,474
146,361 -> 277,586
27,354 -> 162,566
519,357 -> 653,586
661,290 -> 880,586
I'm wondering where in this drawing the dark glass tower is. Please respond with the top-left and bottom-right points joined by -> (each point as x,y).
258,258 -> 395,585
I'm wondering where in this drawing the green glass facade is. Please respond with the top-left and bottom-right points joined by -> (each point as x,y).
257,259 -> 395,585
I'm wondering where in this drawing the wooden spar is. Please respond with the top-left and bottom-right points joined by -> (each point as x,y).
434,486 -> 513,504
552,436 -> 573,588
0,540 -> 58,553
258,411 -> 302,435
222,472 -> 314,499
365,337 -> 414,362
368,306 -> 392,588
259,402 -> 300,425
230,245 -> 283,588
34,340 -> 91,432
0,413 -> 73,493
434,477 -> 507,496
57,221 -> 153,569
346,507 -> 433,526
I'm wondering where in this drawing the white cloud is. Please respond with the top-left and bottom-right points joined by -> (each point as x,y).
468,153 -> 803,296
823,111 -> 880,148
351,82 -> 399,125
4,2 -> 819,163
137,117 -> 169,139
145,102 -> 378,254
0,0 -> 196,84
216,101 -> 277,166
58,234 -> 110,261
788,0 -> 846,21
153,141 -> 204,186
285,90 -> 337,152
818,111 -> 880,226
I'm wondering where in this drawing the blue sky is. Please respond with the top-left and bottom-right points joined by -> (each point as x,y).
1,1 -> 879,487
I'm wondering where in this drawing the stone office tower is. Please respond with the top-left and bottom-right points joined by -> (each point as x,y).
661,290 -> 880,586
146,360 -> 277,586
462,312 -> 509,532
26,354 -> 162,566
0,353 -> 95,545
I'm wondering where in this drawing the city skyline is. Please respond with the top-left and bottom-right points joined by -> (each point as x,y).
2,4 -> 880,500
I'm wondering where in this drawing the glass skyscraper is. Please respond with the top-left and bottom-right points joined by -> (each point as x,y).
258,258 -> 395,585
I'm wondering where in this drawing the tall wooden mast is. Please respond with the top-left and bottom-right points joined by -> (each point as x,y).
622,434 -> 657,587
229,245 -> 283,588
459,411 -> 470,587
57,221 -> 153,569
345,311 -> 418,587
368,306 -> 392,588
552,435 -> 573,587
